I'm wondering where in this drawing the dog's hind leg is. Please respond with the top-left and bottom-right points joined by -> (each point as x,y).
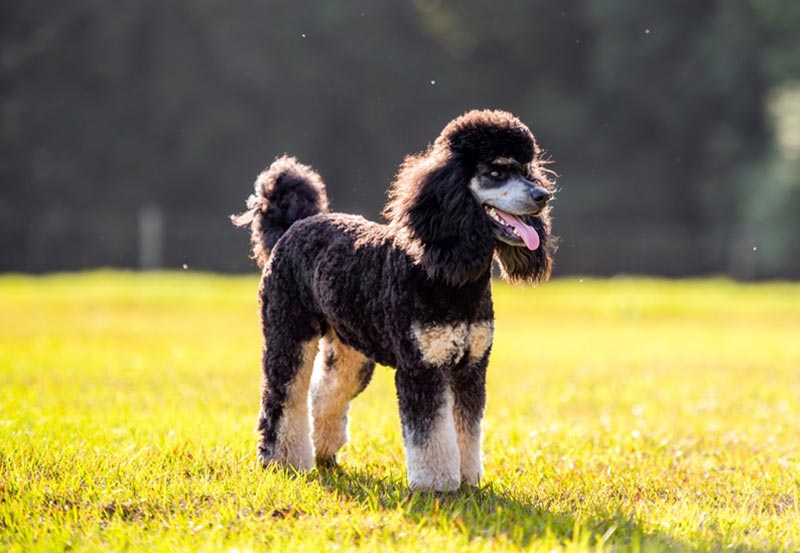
310,332 -> 375,466
257,314 -> 319,472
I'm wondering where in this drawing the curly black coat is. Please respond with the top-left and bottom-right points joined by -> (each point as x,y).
233,109 -> 555,491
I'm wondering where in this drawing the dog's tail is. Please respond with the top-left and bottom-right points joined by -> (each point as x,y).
231,156 -> 329,268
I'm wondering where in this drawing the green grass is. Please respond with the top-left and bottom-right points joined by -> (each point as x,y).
1,272 -> 799,551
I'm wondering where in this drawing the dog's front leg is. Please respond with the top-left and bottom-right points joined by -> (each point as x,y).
395,366 -> 461,491
451,359 -> 487,487
452,320 -> 494,486
452,321 -> 493,486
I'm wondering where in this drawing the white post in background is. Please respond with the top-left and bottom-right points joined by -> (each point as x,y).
138,204 -> 164,270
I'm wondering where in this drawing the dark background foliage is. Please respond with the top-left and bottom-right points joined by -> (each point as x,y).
2,0 -> 799,277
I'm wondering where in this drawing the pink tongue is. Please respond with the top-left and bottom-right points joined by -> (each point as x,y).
495,209 -> 540,250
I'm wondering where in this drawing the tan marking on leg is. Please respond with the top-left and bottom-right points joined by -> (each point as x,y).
454,321 -> 492,483
455,417 -> 483,486
404,387 -> 461,491
311,333 -> 369,460
411,322 -> 468,366
467,321 -> 494,363
272,338 -> 317,471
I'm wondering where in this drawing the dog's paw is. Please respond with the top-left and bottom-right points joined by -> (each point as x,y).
407,457 -> 462,492
460,468 -> 482,487
311,414 -> 349,460
314,455 -> 340,471
257,446 -> 314,472
257,447 -> 278,469
408,471 -> 462,493
257,447 -> 275,469
459,449 -> 483,487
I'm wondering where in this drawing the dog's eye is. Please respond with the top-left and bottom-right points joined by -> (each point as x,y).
490,170 -> 500,178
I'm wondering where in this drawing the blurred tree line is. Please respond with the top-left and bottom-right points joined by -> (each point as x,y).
1,0 -> 799,277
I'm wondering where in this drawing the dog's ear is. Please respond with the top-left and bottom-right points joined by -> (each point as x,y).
494,213 -> 555,284
385,156 -> 494,287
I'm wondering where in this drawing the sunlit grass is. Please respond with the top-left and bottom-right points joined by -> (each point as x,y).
1,272 -> 799,551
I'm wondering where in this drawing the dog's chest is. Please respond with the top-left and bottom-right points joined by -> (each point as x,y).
410,320 -> 493,367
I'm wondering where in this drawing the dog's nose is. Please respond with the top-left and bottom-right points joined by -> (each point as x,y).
531,188 -> 552,208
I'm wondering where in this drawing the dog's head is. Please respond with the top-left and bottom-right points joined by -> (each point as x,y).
385,109 -> 556,287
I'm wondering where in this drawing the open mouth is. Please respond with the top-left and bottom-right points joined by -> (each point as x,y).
484,205 -> 540,251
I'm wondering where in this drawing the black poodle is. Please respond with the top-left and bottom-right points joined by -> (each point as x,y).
232,109 -> 556,491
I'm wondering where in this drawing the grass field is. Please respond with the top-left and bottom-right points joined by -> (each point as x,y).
1,272 -> 799,551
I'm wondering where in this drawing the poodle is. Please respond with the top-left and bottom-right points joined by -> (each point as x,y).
232,109 -> 556,491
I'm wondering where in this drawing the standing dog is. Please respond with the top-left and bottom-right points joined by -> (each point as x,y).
232,109 -> 555,491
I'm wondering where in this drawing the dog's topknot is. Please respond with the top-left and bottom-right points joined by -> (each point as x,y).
435,109 -> 538,165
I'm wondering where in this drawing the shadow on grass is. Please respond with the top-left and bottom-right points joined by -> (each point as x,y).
312,462 -> 779,552
313,463 -> 663,550
261,461 -> 771,551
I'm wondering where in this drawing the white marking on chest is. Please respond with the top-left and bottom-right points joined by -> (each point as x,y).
411,321 -> 468,366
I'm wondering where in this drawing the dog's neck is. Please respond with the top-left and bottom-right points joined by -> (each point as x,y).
392,224 -> 495,288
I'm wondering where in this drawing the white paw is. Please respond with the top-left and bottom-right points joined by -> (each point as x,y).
312,414 -> 348,459
406,449 -> 462,492
408,470 -> 462,492
258,447 -> 314,472
460,466 -> 483,487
